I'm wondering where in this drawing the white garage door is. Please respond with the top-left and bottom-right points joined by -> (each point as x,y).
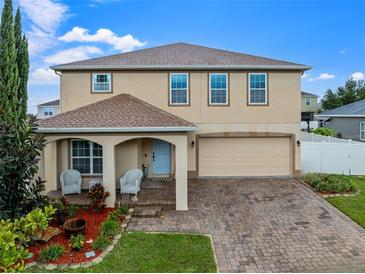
199,137 -> 291,177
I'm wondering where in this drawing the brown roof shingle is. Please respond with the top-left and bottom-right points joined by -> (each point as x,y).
37,94 -> 196,132
51,42 -> 310,71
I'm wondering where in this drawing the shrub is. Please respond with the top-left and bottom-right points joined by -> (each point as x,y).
68,204 -> 79,217
117,204 -> 129,215
100,218 -> 120,238
88,184 -> 110,213
301,173 -> 356,193
0,118 -> 48,220
69,234 -> 85,251
0,205 -> 55,271
0,230 -> 28,272
91,234 -> 110,251
38,245 -> 64,263
312,127 -> 335,137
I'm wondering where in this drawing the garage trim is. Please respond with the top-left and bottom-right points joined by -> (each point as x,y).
195,132 -> 296,177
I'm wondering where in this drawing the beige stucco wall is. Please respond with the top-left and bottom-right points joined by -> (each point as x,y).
61,71 -> 301,124
58,71 -> 302,174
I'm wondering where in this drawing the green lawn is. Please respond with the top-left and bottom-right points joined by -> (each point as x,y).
33,232 -> 217,273
326,176 -> 365,228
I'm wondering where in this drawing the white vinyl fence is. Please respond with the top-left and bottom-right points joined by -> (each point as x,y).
301,132 -> 365,175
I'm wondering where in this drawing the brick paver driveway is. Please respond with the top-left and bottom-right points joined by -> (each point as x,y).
128,178 -> 365,272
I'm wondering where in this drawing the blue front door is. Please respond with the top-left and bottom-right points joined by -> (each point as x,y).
152,140 -> 171,174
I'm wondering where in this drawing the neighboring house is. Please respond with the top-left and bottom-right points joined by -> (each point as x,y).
37,42 -> 310,210
316,99 -> 365,142
301,91 -> 318,122
37,99 -> 60,119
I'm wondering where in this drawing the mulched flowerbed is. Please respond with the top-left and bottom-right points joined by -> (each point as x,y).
26,208 -> 120,265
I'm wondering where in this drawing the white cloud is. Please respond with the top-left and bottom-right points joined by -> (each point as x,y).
308,73 -> 335,82
27,25 -> 56,55
339,49 -> 347,54
351,72 -> 364,81
59,26 -> 147,52
19,0 -> 68,54
29,68 -> 59,85
44,46 -> 103,64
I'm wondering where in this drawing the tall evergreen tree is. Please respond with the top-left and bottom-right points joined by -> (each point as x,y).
14,8 -> 29,121
0,0 -> 19,123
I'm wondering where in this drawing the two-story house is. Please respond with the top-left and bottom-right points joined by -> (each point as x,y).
36,99 -> 60,119
301,91 -> 318,122
37,42 -> 310,210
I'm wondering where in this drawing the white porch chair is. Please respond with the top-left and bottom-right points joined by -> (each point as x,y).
60,169 -> 82,195
120,169 -> 143,195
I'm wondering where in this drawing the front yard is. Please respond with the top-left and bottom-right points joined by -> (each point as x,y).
326,176 -> 365,228
33,232 -> 217,273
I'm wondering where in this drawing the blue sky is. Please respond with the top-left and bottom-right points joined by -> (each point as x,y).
3,0 -> 365,113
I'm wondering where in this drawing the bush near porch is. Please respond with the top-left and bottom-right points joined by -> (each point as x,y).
32,232 -> 217,273
301,173 -> 357,194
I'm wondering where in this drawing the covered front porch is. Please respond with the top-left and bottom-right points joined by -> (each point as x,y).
41,133 -> 188,210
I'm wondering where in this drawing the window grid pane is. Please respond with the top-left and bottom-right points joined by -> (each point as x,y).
93,73 -> 111,92
249,74 -> 267,104
170,74 -> 188,104
210,74 -> 227,104
361,122 -> 365,140
72,141 -> 103,174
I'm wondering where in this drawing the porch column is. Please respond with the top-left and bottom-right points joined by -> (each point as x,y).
175,136 -> 188,210
44,141 -> 58,192
103,143 -> 116,207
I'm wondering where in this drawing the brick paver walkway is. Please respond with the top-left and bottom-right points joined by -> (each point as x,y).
128,178 -> 365,272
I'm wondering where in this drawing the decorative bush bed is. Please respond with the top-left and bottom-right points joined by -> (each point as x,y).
25,207 -> 124,266
301,173 -> 357,194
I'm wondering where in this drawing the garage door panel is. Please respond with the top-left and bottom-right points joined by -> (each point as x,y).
199,137 -> 291,177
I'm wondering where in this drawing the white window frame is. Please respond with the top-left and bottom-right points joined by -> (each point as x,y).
209,73 -> 228,105
360,122 -> 365,141
43,107 -> 53,116
305,97 -> 311,106
169,73 -> 189,105
248,73 -> 268,105
92,73 -> 112,93
70,140 -> 103,175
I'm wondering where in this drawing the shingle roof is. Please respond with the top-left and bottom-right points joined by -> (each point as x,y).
316,99 -> 365,117
37,99 -> 60,107
37,94 -> 196,133
301,91 -> 319,97
51,42 -> 310,71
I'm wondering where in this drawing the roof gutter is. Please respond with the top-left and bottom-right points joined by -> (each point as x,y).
315,114 -> 365,118
37,126 -> 198,133
50,64 -> 311,71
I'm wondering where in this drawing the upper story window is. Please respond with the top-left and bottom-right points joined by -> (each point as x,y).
360,122 -> 365,140
305,97 -> 311,106
170,73 -> 189,105
209,73 -> 228,105
43,107 -> 53,116
71,140 -> 103,175
92,73 -> 112,93
248,73 -> 267,105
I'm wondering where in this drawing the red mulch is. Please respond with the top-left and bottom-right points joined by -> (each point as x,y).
26,208 -> 122,265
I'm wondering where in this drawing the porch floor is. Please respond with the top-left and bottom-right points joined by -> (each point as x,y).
46,178 -> 176,210
117,179 -> 176,210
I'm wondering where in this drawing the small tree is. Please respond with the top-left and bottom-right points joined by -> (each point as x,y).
321,78 -> 365,111
0,117 -> 48,219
